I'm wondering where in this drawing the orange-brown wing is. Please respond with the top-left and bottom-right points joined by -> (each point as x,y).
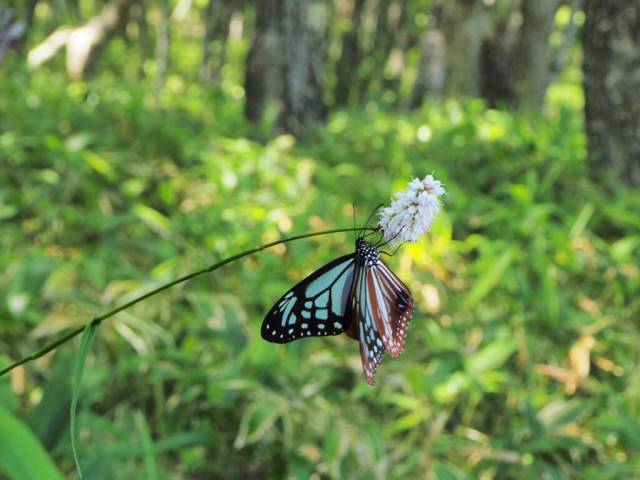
366,260 -> 414,357
349,264 -> 387,385
346,260 -> 414,385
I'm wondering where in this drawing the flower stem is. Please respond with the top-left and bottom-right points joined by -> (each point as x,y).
0,227 -> 375,377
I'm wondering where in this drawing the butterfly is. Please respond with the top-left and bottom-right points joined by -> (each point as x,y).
262,236 -> 414,385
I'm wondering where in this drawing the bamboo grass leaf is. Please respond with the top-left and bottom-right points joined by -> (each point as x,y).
0,404 -> 64,480
135,411 -> 159,480
70,317 -> 99,479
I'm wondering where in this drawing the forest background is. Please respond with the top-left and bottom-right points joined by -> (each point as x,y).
0,0 -> 639,478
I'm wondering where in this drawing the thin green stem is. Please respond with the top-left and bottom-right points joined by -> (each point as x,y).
0,227 -> 376,377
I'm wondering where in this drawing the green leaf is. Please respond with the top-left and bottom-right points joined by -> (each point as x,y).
102,432 -> 217,459
132,203 -> 172,236
585,461 -> 638,480
323,425 -> 340,464
434,372 -> 471,403
234,400 -> 282,448
70,317 -> 99,479
464,339 -> 517,376
432,461 -> 469,480
84,151 -> 116,180
0,404 -> 64,480
569,203 -> 594,238
611,236 -> 640,263
384,411 -> 426,437
537,399 -> 592,430
464,249 -> 513,308
0,203 -> 18,220
593,409 -> 640,447
5,255 -> 57,320
153,432 -> 217,453
31,357 -> 72,450
135,411 -> 159,480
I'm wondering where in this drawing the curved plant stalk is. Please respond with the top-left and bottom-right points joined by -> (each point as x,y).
0,226 -> 376,377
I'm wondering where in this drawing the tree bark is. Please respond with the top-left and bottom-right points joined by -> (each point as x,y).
27,0 -> 134,79
276,0 -> 327,135
66,0 -> 133,80
478,1 -> 520,107
548,0 -> 582,86
334,0 -> 365,106
136,0 -> 150,78
510,0 -> 559,110
358,0 -> 407,103
358,0 -> 389,99
0,6 -> 26,62
201,0 -> 215,82
441,0 -> 486,97
26,0 -> 38,30
409,28 -> 445,109
244,0 -> 280,123
201,0 -> 232,84
583,0 -> 640,187
154,0 -> 170,102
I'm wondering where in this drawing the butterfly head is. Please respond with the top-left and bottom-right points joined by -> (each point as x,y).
356,237 -> 379,267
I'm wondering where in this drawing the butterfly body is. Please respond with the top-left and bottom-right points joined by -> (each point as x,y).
262,237 -> 413,384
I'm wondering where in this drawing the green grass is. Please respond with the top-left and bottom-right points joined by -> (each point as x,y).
0,62 -> 639,479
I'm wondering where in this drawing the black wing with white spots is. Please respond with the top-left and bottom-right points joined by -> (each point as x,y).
261,254 -> 356,343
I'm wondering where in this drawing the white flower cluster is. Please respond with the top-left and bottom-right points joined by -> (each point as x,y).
379,175 -> 445,246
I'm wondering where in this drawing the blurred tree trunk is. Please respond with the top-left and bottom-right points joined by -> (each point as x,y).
27,0 -> 134,79
358,0 -> 389,99
480,0 -> 579,108
68,0 -> 81,22
202,0 -> 216,82
201,0 -> 232,84
510,0 -> 559,110
381,0 -> 411,106
0,6 -> 26,62
409,12 -> 445,109
135,0 -> 150,77
154,0 -> 170,102
334,0 -> 365,106
26,0 -> 38,30
244,0 -> 280,123
66,0 -> 132,80
442,0 -> 486,97
276,0 -> 327,134
548,0 -> 582,85
479,2 -> 519,106
583,0 -> 640,187
358,0 -> 405,102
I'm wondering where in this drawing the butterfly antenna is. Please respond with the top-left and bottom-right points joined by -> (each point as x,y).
362,229 -> 379,239
372,228 -> 385,243
375,228 -> 401,249
359,203 -> 384,238
380,241 -> 406,257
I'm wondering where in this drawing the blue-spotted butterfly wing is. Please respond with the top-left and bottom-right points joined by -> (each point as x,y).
262,254 -> 356,343
348,255 -> 414,384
